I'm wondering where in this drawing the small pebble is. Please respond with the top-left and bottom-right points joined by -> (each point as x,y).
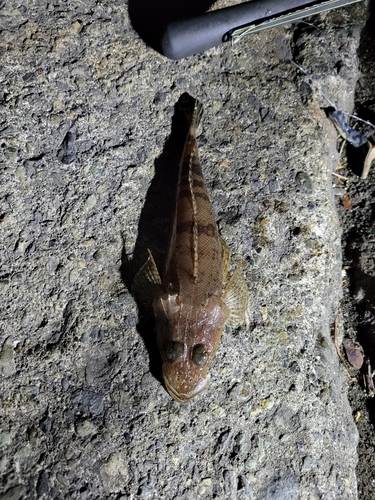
333,187 -> 346,196
229,381 -> 252,403
137,486 -> 151,498
84,194 -> 97,211
295,171 -> 313,194
75,419 -> 97,438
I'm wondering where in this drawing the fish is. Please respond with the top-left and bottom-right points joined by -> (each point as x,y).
133,98 -> 249,403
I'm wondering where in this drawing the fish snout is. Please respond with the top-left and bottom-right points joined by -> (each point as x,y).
163,367 -> 209,403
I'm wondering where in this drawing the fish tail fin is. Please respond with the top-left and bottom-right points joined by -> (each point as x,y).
192,99 -> 203,130
176,93 -> 203,131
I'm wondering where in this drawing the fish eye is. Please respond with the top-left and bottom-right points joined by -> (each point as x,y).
164,341 -> 184,363
192,344 -> 208,367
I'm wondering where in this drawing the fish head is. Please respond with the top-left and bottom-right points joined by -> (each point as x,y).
153,293 -> 229,403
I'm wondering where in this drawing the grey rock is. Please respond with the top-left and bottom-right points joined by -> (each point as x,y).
0,485 -> 25,500
295,171 -> 313,194
257,472 -> 299,500
299,82 -> 313,97
268,179 -> 281,193
36,470 -> 49,497
57,131 -> 76,164
0,338 -> 16,377
0,1 -> 366,499
39,415 -> 52,434
72,390 -> 104,416
223,470 -> 237,499
85,347 -> 117,385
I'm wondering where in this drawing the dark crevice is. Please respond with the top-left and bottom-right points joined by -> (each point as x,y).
341,1 -> 375,498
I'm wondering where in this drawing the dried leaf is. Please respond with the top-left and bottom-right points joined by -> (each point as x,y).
342,338 -> 364,369
340,194 -> 352,210
361,142 -> 375,180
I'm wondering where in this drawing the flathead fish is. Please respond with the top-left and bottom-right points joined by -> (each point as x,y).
133,99 -> 249,402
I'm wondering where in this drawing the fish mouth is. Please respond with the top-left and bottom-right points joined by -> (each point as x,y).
164,374 -> 208,403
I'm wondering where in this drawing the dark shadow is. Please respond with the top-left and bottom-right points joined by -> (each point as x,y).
338,1 -> 375,449
128,0 -> 215,55
352,0 -> 375,353
346,233 -> 375,361
346,141 -> 372,177
354,102 -> 375,127
347,0 -> 375,177
366,396 -> 375,430
346,230 -> 375,426
121,93 -> 198,381
321,106 -> 369,177
357,0 -> 375,62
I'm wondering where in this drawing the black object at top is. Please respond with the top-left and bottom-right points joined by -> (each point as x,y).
160,0 -> 363,59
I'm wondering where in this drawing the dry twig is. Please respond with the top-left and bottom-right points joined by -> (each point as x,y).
361,142 -> 375,180
332,172 -> 348,181
363,357 -> 375,397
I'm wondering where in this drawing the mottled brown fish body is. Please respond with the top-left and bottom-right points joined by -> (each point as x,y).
155,101 -> 230,402
133,98 -> 249,403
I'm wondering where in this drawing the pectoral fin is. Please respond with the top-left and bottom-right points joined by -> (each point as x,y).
132,250 -> 162,308
220,236 -> 231,284
222,262 -> 249,328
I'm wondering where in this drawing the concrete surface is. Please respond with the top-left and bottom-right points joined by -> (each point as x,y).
0,1 -> 367,498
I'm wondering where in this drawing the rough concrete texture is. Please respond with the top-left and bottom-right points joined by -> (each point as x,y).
0,1 -> 367,499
